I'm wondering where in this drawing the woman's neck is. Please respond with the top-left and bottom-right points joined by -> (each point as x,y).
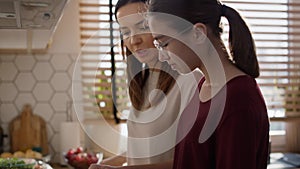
199,44 -> 245,85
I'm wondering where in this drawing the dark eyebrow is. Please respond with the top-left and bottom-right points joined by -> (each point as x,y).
135,20 -> 145,26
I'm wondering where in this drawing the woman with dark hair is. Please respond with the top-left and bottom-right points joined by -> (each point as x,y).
89,0 -> 200,169
146,0 -> 270,169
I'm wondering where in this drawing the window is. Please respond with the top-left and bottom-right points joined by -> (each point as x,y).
79,0 -> 300,151
80,0 -> 129,122
222,0 -> 300,151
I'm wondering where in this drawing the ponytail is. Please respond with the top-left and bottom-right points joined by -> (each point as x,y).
222,5 -> 260,78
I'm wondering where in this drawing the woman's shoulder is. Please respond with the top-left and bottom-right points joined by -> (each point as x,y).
226,75 -> 262,101
227,75 -> 256,89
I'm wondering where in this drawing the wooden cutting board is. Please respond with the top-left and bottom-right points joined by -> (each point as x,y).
9,104 -> 48,155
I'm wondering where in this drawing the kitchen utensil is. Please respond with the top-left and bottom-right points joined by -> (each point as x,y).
9,104 -> 48,155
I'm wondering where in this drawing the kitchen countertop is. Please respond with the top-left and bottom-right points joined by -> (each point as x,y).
50,153 -> 300,169
268,153 -> 300,169
49,163 -> 69,169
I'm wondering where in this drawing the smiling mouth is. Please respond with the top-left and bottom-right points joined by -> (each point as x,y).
135,49 -> 148,56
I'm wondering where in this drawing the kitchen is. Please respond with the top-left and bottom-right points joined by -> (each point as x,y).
0,0 -> 128,168
1,0 -> 300,169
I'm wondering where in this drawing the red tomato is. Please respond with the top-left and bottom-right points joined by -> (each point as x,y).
76,147 -> 84,154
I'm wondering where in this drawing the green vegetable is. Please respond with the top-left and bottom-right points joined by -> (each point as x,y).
0,158 -> 35,169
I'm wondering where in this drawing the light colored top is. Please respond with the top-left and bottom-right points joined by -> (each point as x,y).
126,70 -> 201,165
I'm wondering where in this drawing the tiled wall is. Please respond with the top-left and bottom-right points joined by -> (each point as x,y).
0,0 -> 81,162
0,53 -> 80,162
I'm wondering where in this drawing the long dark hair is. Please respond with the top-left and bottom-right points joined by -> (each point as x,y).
115,0 -> 179,110
149,0 -> 259,78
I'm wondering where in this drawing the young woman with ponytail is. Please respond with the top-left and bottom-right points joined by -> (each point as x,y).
146,0 -> 270,169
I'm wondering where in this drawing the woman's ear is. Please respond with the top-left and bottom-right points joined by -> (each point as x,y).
193,23 -> 207,43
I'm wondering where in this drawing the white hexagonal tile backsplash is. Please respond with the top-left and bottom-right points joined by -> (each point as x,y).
15,73 -> 37,92
50,73 -> 71,91
33,62 -> 54,81
34,103 -> 54,122
47,123 -> 55,141
50,113 -> 67,133
14,93 -> 36,111
15,54 -> 36,71
50,132 -> 65,163
50,93 -> 70,112
50,54 -> 72,71
0,62 -> 18,81
0,83 -> 18,102
0,54 -> 16,61
34,54 -> 52,61
0,53 -> 80,163
33,83 -> 54,101
0,103 -> 18,123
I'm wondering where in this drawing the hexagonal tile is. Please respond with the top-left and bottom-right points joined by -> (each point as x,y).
68,61 -> 75,79
52,153 -> 60,164
33,62 -> 54,81
15,93 -> 36,111
50,54 -> 72,71
69,60 -> 82,81
15,54 -> 36,71
0,62 -> 18,81
50,113 -> 67,132
71,82 -> 83,102
33,103 -> 54,122
33,83 -> 54,101
68,86 -> 72,100
0,103 -> 18,123
34,54 -> 52,61
47,123 -> 55,141
0,83 -> 18,102
50,133 -> 60,152
0,54 -> 16,61
50,93 -> 70,112
48,144 -> 55,159
15,73 -> 36,92
50,73 -> 71,91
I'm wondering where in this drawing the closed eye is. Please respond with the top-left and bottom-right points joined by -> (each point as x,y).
120,29 -> 130,38
155,35 -> 171,47
137,20 -> 150,32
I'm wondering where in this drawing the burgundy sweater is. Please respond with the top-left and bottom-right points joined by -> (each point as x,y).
173,75 -> 269,169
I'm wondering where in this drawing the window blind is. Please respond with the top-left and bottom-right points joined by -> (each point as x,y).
80,0 -> 129,122
222,2 -> 300,151
222,0 -> 300,120
80,0 -> 300,126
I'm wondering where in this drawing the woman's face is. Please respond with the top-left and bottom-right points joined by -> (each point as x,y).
149,17 -> 199,74
116,2 -> 158,66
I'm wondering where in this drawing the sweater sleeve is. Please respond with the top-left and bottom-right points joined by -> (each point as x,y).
215,107 -> 256,169
214,95 -> 268,169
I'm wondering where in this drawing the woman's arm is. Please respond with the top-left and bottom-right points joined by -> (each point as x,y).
89,160 -> 173,169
